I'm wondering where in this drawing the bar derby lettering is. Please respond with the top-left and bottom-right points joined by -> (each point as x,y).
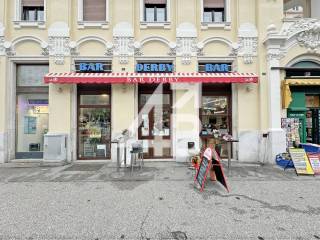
136,63 -> 174,73
127,77 -> 179,83
198,63 -> 232,73
205,64 -> 230,73
76,62 -> 112,73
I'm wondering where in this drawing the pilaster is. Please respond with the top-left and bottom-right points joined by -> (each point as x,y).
0,23 -> 6,163
263,26 -> 287,163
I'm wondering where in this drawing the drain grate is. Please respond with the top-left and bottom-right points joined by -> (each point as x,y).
63,164 -> 104,172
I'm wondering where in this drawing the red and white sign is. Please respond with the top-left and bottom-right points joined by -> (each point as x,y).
44,72 -> 258,84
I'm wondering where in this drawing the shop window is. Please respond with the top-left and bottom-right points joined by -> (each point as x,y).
200,84 -> 232,158
16,64 -> 49,159
283,0 -> 311,19
144,0 -> 167,22
77,85 -> 111,160
78,0 -> 108,22
203,0 -> 225,23
20,0 -> 45,21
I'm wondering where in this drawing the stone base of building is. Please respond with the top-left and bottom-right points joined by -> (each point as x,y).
238,130 -> 260,163
266,128 -> 286,164
0,132 -> 7,163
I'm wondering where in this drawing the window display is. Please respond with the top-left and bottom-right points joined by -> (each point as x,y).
78,93 -> 111,159
200,95 -> 231,158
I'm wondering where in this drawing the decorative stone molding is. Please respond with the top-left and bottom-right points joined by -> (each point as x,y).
266,48 -> 285,61
238,23 -> 258,64
48,22 -> 70,65
113,22 -> 134,64
282,19 -> 320,52
176,23 -> 197,65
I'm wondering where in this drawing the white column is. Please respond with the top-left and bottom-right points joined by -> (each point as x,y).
266,47 -> 286,163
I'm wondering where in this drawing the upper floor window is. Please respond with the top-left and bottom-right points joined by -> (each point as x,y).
144,0 -> 167,22
283,0 -> 311,19
21,0 -> 44,21
203,0 -> 225,23
78,0 -> 108,22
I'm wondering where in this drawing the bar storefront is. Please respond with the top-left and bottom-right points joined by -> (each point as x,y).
44,61 -> 258,162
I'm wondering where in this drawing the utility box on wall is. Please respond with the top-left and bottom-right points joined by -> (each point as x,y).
43,134 -> 67,163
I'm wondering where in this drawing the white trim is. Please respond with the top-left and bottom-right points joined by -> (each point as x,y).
77,0 -> 109,29
14,0 -> 47,29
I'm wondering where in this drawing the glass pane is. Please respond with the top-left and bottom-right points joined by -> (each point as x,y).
146,8 -> 155,21
78,108 -> 111,158
140,94 -> 170,106
203,11 -> 212,22
17,65 -> 48,87
202,96 -> 228,115
213,11 -> 223,22
153,108 -> 170,136
80,94 -> 110,105
156,8 -> 165,22
16,93 -> 49,153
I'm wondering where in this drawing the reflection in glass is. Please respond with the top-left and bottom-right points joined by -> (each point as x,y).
80,95 -> 110,105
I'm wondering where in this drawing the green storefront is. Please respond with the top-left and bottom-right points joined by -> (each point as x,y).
285,61 -> 320,144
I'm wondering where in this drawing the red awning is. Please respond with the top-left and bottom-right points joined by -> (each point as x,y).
44,72 -> 258,84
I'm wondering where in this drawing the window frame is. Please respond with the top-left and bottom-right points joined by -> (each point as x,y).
140,0 -> 171,29
14,0 -> 46,28
200,0 -> 231,29
77,0 -> 109,29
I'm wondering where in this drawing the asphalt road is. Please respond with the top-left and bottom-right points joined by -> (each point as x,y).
0,162 -> 319,240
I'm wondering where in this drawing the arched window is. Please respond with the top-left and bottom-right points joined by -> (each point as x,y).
283,0 -> 311,18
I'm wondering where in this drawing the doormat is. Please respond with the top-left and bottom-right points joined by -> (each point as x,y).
63,164 -> 104,172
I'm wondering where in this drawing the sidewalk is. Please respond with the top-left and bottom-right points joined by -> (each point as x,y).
0,160 -> 310,183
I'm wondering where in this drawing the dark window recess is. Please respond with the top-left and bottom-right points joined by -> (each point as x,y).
145,4 -> 167,22
22,6 -> 44,21
286,69 -> 320,78
28,99 -> 48,105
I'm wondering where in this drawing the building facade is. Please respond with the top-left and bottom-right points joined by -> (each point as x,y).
0,0 -> 319,164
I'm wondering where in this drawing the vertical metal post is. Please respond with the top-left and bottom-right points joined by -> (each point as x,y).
116,142 -> 120,172
227,141 -> 231,169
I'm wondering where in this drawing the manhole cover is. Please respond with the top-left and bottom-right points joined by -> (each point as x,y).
64,164 -> 104,172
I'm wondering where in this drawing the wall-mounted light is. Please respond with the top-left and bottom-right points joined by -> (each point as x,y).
246,84 -> 254,92
57,87 -> 63,93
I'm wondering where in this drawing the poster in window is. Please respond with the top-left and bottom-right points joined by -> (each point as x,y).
142,114 -> 149,136
24,116 -> 37,134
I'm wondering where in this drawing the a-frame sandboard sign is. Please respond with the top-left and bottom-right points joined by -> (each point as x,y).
194,148 -> 212,192
194,147 -> 229,192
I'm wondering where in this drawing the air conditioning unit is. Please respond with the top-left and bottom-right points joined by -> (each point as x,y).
43,134 -> 67,163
